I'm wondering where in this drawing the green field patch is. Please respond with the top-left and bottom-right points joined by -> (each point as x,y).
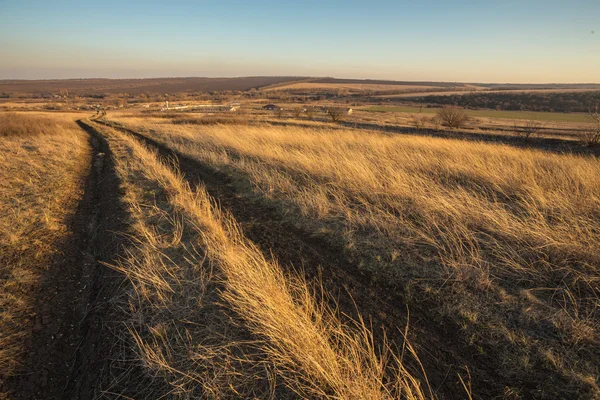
364,105 -> 591,123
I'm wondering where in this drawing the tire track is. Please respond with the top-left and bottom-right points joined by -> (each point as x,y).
3,120 -> 132,399
91,118 -> 510,399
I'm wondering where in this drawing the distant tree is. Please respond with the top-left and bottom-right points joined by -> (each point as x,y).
292,107 -> 303,119
327,107 -> 344,123
436,106 -> 469,129
514,120 -> 543,139
580,102 -> 600,146
410,114 -> 426,129
59,88 -> 70,110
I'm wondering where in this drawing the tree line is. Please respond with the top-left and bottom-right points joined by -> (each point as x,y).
408,91 -> 600,113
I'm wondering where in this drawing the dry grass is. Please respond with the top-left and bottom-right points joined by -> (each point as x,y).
112,116 -> 600,398
0,113 -> 89,382
171,115 -> 249,126
0,112 -> 74,137
91,120 -> 427,399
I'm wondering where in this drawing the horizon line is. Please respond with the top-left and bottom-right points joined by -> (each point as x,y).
1,75 -> 600,86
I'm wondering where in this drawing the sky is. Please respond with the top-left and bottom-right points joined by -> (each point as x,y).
0,0 -> 599,83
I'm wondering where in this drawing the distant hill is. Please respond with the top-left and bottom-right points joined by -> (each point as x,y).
2,76 -> 598,97
0,77 -> 304,95
312,77 -> 462,88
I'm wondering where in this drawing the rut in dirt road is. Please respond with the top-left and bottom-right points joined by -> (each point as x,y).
92,118 -> 506,400
2,121 -> 131,399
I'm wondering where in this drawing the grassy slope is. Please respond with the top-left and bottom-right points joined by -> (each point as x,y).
365,105 -> 592,123
90,120 -> 426,399
111,116 -> 600,399
0,113 -> 89,383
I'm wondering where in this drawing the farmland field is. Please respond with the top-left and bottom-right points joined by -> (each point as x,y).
365,105 -> 593,123
377,88 -> 600,98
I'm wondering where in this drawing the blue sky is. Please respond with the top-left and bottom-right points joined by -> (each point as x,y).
0,0 -> 598,82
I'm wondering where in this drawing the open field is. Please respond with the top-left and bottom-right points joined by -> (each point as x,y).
3,0 -> 600,397
87,120 -> 427,398
365,105 -> 594,123
105,114 -> 600,399
378,88 -> 600,98
1,111 -> 431,399
1,102 -> 599,399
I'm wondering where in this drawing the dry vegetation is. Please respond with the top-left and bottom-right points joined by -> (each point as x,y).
170,114 -> 249,126
111,115 -> 600,398
436,106 -> 470,129
0,113 -> 89,383
89,120 -> 427,399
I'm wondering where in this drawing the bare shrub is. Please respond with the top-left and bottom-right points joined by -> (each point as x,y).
292,107 -> 304,119
410,114 -> 426,129
59,88 -> 70,110
327,107 -> 344,123
436,106 -> 469,129
429,116 -> 441,130
580,103 -> 600,146
514,120 -> 544,139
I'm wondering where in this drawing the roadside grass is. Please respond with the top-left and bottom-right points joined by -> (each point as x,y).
365,105 -> 592,123
111,116 -> 600,398
91,120 -> 427,399
0,113 -> 89,384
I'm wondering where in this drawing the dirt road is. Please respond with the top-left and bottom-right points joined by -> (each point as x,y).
2,122 -> 131,399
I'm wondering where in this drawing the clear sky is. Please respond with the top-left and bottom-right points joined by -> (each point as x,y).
0,0 -> 598,83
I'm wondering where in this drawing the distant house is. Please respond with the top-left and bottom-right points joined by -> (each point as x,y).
321,106 -> 353,115
263,104 -> 280,111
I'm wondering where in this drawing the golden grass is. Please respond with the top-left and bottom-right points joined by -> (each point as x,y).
91,120 -> 427,399
0,113 -> 89,381
111,116 -> 600,397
